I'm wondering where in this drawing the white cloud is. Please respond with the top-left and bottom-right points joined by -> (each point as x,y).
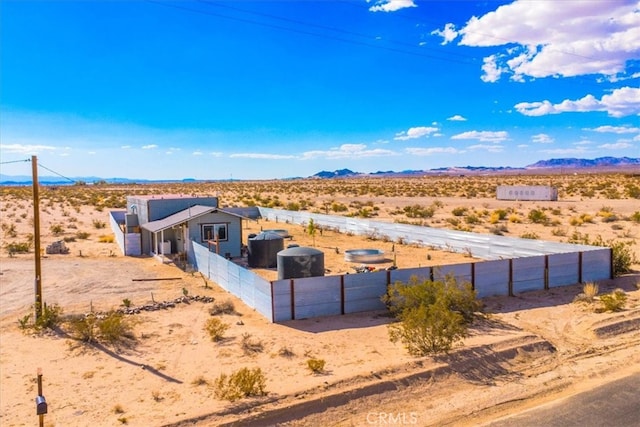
585,125 -> 640,134
142,144 -> 158,149
480,55 -> 503,83
451,130 -> 509,143
302,143 -> 396,160
121,145 -> 131,149
446,115 -> 467,121
515,87 -> 640,118
368,0 -> 416,13
394,126 -> 440,140
0,143 -> 57,154
192,151 -> 203,156
598,142 -> 633,149
532,133 -> 554,144
230,153 -> 296,160
468,144 -> 504,153
449,1 -> 639,81
405,147 -> 460,156
431,23 -> 458,45
210,152 -> 223,157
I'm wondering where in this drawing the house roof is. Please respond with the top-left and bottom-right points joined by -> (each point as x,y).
141,205 -> 245,234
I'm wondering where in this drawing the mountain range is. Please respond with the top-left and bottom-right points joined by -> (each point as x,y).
1,157 -> 638,184
311,156 -> 640,179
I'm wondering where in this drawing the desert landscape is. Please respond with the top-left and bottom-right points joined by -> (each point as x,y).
1,172 -> 639,426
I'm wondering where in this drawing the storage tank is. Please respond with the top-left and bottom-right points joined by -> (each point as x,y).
248,231 -> 284,268
277,247 -> 324,280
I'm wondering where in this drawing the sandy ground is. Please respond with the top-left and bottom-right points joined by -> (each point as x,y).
1,180 -> 639,426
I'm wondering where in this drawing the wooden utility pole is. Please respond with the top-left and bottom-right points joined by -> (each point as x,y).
32,155 -> 43,320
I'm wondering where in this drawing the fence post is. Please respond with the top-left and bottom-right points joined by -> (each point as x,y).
270,281 -> 275,323
609,247 -> 614,279
340,275 -> 345,315
544,255 -> 549,290
578,251 -> 583,283
290,279 -> 295,320
508,258 -> 514,297
470,262 -> 475,291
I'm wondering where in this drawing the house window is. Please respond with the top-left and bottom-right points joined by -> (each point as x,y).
201,223 -> 228,242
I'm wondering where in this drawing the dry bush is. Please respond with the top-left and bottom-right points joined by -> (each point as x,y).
240,333 -> 264,355
574,282 -> 599,304
205,318 -> 230,342
213,367 -> 267,401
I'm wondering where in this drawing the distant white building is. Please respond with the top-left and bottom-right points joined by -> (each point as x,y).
496,185 -> 558,201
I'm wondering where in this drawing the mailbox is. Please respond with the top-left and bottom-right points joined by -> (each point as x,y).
36,395 -> 48,415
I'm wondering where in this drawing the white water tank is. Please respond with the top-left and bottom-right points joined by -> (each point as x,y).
161,240 -> 171,254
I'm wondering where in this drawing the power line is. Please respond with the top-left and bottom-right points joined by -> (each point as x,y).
199,0 -> 473,61
0,158 -> 30,165
145,0 -> 477,67
36,162 -> 76,183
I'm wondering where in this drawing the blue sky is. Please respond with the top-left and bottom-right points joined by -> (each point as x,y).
1,0 -> 639,180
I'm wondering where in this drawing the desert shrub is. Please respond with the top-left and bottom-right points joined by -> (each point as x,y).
213,367 -> 267,401
66,311 -> 134,345
92,219 -> 106,229
36,303 -> 63,330
508,213 -> 522,223
285,202 -> 300,211
278,346 -> 295,358
574,282 -> 599,304
18,313 -> 32,330
63,236 -> 76,242
492,209 -> 508,221
191,376 -> 209,386
451,207 -> 468,217
240,333 -> 264,355
306,358 -> 326,374
489,224 -> 509,235
76,231 -> 90,239
631,211 -> 640,223
599,289 -> 627,312
98,234 -> 115,243
50,224 -> 64,235
98,311 -> 135,344
520,231 -> 539,240
67,314 -> 99,342
382,275 -> 480,356
464,213 -> 481,225
528,209 -> 548,225
403,204 -> 435,219
551,227 -> 567,237
331,202 -> 348,213
205,318 -> 230,342
2,223 -> 17,237
6,241 -> 31,255
209,299 -> 237,316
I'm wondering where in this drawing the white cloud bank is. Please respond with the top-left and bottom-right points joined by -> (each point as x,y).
394,126 -> 440,140
368,0 -> 416,13
451,130 -> 509,143
515,87 -> 640,118
434,0 -> 640,82
302,143 -> 396,160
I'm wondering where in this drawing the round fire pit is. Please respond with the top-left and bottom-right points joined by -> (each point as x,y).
344,249 -> 385,263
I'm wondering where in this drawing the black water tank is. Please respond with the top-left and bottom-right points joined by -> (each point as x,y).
247,231 -> 284,268
277,246 -> 324,280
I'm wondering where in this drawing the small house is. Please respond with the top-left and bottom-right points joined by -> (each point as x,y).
111,194 -> 247,265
